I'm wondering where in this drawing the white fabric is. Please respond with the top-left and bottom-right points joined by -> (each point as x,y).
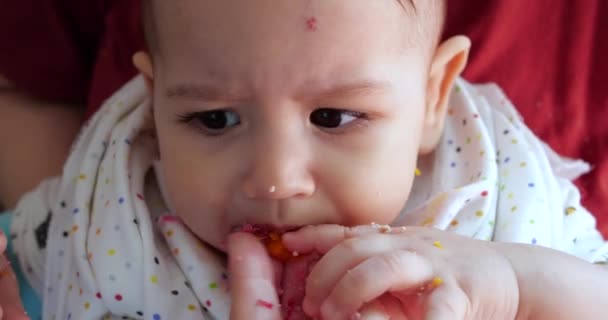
11,76 -> 608,319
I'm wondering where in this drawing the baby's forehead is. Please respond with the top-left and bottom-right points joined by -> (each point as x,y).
144,0 -> 444,56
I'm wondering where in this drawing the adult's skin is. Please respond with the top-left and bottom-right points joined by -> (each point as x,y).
0,74 -> 84,210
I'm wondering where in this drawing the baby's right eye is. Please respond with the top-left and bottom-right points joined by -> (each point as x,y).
179,110 -> 241,136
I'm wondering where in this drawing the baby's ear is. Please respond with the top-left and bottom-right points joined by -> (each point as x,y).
419,36 -> 470,154
133,51 -> 154,94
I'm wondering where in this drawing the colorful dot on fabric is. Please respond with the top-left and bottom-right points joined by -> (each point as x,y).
209,282 -> 218,289
153,314 -> 161,320
507,193 -> 514,199
187,304 -> 197,311
256,299 -> 274,310
171,290 -> 179,296
520,162 -> 527,167
150,275 -> 158,284
415,168 -> 422,176
136,193 -> 145,200
433,241 -> 443,249
475,210 -> 484,217
450,162 -> 457,168
154,257 -> 160,265
114,294 -> 123,301
511,139 -> 518,144
566,207 -> 577,216
96,292 -> 102,299
79,174 -> 87,180
422,217 -> 435,226
450,219 -> 459,227
530,219 -> 535,224
504,157 -> 510,163
79,288 -> 83,296
72,225 -> 79,232
165,230 -> 174,237
96,228 -> 102,236
528,182 -> 535,188
206,300 -> 212,307
61,201 -> 67,208
531,238 -> 537,245
118,197 -> 125,204
431,277 -> 443,288
107,249 -> 116,256
84,302 -> 90,310
481,190 -> 489,197
511,206 -> 518,212
73,208 -> 80,214
136,311 -> 143,316
172,248 -> 180,255
448,108 -> 454,116
105,178 -> 111,185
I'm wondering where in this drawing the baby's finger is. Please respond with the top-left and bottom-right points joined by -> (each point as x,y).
302,234 -> 396,316
358,299 -> 389,320
284,224 -> 403,255
424,283 -> 468,320
227,233 -> 281,320
319,250 -> 433,320
0,229 -> 7,253
0,255 -> 29,319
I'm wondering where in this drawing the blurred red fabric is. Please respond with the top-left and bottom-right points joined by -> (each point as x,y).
1,0 -> 606,236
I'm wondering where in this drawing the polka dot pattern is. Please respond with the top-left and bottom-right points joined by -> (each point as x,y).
10,76 -> 608,320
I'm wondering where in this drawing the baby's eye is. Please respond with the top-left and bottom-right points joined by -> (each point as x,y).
310,108 -> 363,129
180,110 -> 241,136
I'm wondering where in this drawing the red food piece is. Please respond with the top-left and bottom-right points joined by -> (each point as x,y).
280,252 -> 321,320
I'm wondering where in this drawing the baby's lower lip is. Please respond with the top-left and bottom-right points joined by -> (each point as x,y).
231,223 -> 301,236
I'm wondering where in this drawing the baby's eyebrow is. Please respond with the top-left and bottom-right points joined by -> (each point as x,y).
165,84 -> 244,102
299,80 -> 393,100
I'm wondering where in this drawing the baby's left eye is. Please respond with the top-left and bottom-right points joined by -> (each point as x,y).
310,108 -> 363,128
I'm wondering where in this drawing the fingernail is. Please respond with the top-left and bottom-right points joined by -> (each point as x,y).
320,301 -> 338,319
302,297 -> 317,316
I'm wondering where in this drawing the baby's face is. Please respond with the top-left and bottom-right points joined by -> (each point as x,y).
151,0 -> 434,250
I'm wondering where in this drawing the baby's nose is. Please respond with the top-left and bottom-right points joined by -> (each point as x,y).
241,137 -> 315,200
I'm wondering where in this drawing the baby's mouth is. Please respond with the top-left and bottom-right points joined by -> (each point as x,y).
231,223 -> 302,261
231,223 -> 301,238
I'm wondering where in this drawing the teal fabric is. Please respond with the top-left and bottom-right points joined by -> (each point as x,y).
0,212 -> 42,319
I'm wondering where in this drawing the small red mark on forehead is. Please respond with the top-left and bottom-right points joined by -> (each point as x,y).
306,17 -> 318,31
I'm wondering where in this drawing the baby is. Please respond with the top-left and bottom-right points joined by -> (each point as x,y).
2,0 -> 608,319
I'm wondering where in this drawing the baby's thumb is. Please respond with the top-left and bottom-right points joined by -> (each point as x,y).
227,232 -> 281,320
0,256 -> 29,320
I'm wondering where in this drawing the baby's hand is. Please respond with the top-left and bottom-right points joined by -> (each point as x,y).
283,225 -> 520,320
227,232 -> 283,320
0,231 -> 29,320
